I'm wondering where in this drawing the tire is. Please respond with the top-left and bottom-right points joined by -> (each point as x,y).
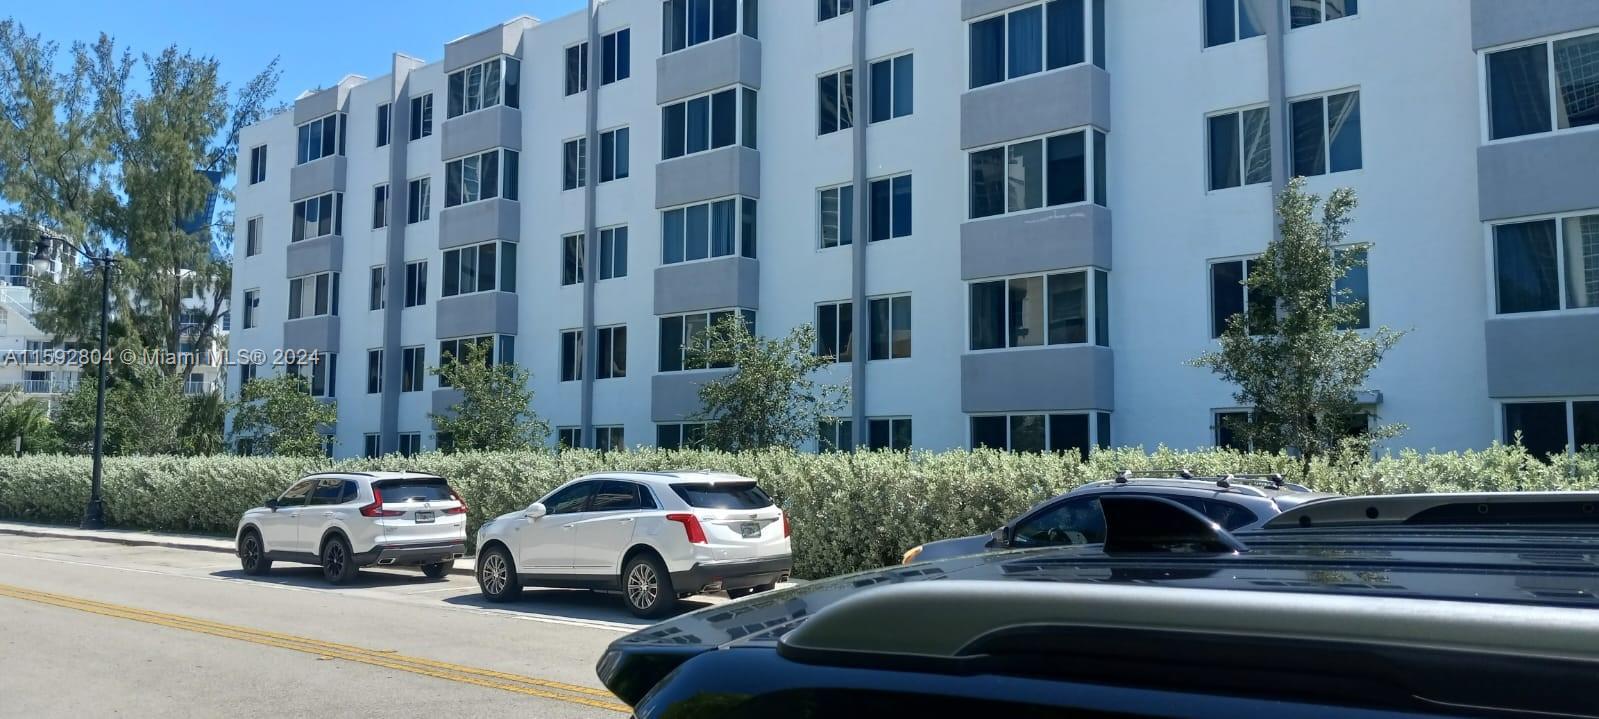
622,554 -> 676,619
238,530 -> 271,576
476,545 -> 521,602
422,561 -> 453,579
320,535 -> 358,585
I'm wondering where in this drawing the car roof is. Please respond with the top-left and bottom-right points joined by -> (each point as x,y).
573,470 -> 758,486
299,471 -> 443,483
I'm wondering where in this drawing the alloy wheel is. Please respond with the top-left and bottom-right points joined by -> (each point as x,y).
241,536 -> 260,570
626,563 -> 659,610
325,543 -> 345,577
481,553 -> 508,595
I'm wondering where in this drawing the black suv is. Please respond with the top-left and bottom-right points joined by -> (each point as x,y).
598,492 -> 1599,718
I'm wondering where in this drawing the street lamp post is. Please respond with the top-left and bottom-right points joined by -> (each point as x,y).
32,237 -> 115,530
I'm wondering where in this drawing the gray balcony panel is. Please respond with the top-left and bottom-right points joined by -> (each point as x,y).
285,235 -> 343,278
1471,0 -> 1599,49
441,105 -> 523,159
438,198 -> 521,249
656,34 -> 761,104
289,156 -> 347,201
434,291 -> 519,339
293,84 -> 349,125
443,21 -> 529,72
282,316 -> 340,353
655,146 -> 760,208
1478,131 -> 1599,221
961,65 -> 1109,150
961,204 -> 1112,280
654,256 -> 760,315
962,0 -> 1051,20
431,388 -> 464,416
651,370 -> 732,422
961,345 -> 1114,413
1485,313 -> 1599,398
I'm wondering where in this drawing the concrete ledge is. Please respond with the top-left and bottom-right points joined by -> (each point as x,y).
961,204 -> 1112,279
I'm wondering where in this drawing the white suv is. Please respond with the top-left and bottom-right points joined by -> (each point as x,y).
236,472 -> 468,584
474,471 -> 793,617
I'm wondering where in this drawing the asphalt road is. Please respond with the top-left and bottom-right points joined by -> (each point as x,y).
0,535 -> 722,717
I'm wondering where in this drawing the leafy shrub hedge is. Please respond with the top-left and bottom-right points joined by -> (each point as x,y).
2,445 -> 1595,579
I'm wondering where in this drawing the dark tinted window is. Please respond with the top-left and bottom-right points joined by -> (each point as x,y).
544,482 -> 595,514
591,481 -> 642,512
1488,43 -> 1551,140
1012,497 -> 1104,546
671,482 -> 772,509
1168,496 -> 1260,531
375,479 -> 453,503
308,479 -> 352,506
277,480 -> 316,507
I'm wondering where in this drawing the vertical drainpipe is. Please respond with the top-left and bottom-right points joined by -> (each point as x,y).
849,0 -> 868,447
1263,0 -> 1289,196
580,0 -> 602,448
381,54 -> 417,454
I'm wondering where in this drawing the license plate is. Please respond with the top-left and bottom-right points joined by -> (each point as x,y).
414,511 -> 435,524
738,522 -> 760,538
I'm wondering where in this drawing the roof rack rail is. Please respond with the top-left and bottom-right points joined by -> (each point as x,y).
1264,491 -> 1599,530
1114,469 -> 1291,489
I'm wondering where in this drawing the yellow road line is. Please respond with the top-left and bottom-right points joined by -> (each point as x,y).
0,582 -> 629,714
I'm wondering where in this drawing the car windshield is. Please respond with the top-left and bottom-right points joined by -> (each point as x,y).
375,479 -> 453,503
671,483 -> 772,509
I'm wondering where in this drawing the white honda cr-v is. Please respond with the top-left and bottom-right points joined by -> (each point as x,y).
473,471 -> 793,617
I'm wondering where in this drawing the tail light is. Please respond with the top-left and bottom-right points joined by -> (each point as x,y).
666,513 -> 707,544
782,512 -> 791,538
444,487 -> 468,516
359,487 -> 404,518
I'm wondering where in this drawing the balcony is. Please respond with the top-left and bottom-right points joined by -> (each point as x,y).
655,146 -> 760,209
653,256 -> 760,316
3,378 -> 78,395
438,198 -> 520,249
656,34 -> 760,105
289,155 -> 347,201
961,64 -> 1109,150
961,345 -> 1114,413
651,370 -> 732,422
1485,312 -> 1599,398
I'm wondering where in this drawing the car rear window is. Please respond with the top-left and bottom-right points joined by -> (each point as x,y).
671,483 -> 772,509
375,479 -> 454,503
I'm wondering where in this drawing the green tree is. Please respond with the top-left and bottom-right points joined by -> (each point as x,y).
53,362 -> 187,455
0,386 -> 60,454
430,341 -> 549,452
1191,178 -> 1405,472
230,374 -> 337,457
686,314 -> 848,451
180,390 -> 227,455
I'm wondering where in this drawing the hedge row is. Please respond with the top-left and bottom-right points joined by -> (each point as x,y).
2,445 -> 1596,579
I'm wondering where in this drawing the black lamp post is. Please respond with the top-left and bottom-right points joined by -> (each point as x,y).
32,237 -> 115,530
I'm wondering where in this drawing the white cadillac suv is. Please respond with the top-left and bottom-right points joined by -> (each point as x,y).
473,471 -> 793,617
236,472 -> 469,584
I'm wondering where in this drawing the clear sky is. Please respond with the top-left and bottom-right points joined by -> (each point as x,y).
7,1 -> 588,108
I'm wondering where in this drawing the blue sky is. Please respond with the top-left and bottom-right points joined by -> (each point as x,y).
8,1 -> 588,108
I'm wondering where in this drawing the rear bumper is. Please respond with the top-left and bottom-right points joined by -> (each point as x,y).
352,541 -> 467,567
671,555 -> 793,593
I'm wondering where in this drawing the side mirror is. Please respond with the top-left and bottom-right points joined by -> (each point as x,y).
265,498 -> 279,511
991,525 -> 1010,547
525,502 -> 548,519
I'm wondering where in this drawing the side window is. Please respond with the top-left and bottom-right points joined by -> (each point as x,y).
1170,497 -> 1260,531
590,480 -> 642,512
307,478 -> 347,505
543,482 -> 595,515
638,485 -> 659,510
1011,497 -> 1105,547
277,480 -> 316,508
340,480 -> 358,504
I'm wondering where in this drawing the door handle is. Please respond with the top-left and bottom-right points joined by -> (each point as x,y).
561,523 -> 576,529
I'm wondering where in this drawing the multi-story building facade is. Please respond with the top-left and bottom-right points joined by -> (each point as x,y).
228,0 -> 1599,459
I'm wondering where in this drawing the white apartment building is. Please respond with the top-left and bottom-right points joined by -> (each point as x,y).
228,0 -> 1599,459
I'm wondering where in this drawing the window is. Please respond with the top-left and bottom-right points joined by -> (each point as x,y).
557,427 -> 580,449
446,149 -> 518,207
409,94 -> 434,140
971,412 -> 1108,458
369,266 -> 386,311
366,349 -> 383,394
1011,497 -> 1106,546
364,434 -> 381,458
437,335 -> 515,388
242,289 -> 260,329
275,480 -> 315,507
400,346 -> 425,392
869,174 -> 912,242
600,127 -> 630,183
662,0 -> 753,54
869,54 -> 913,123
970,269 -> 1108,349
867,417 -> 912,450
245,217 -> 262,256
596,427 -> 626,452
1486,30 -> 1599,140
398,433 -> 421,457
248,145 -> 267,184
1290,89 -> 1361,177
1505,400 -> 1599,458
661,197 -> 757,263
1208,106 -> 1271,190
1214,410 -> 1255,450
407,178 -> 431,224
969,128 -> 1106,218
659,310 -> 754,372
656,422 -> 709,449
563,138 -> 586,190
287,272 -> 339,320
868,295 -> 911,360
603,29 -> 632,85
816,301 -> 854,362
287,353 -> 337,398
1494,214 -> 1599,314
565,42 -> 589,96
376,103 -> 391,147
372,184 -> 390,229
562,232 -> 585,286
561,325 -> 627,382
404,260 -> 428,308
818,419 -> 854,452
1204,0 -> 1264,47
660,87 -> 754,160
442,241 -> 516,297
447,56 -> 519,118
817,69 -> 854,135
599,226 -> 628,280
296,113 -> 344,164
292,192 -> 343,242
819,185 -> 855,248
969,0 -> 1097,89
818,0 -> 853,21
1290,0 -> 1356,29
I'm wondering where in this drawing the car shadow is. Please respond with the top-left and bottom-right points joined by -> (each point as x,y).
443,587 -> 718,626
210,566 -> 450,590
